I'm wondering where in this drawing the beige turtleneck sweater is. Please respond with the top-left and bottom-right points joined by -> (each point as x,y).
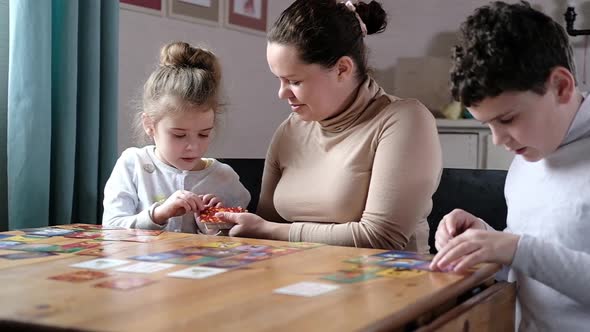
257,78 -> 442,252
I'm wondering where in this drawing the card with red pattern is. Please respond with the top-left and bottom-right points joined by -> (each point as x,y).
94,277 -> 155,291
197,206 -> 246,230
49,270 -> 111,283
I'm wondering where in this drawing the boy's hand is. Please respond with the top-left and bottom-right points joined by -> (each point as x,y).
430,229 -> 520,272
434,209 -> 487,251
152,190 -> 205,224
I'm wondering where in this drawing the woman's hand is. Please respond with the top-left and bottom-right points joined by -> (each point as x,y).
430,229 -> 520,272
152,190 -> 204,225
434,209 -> 487,251
216,212 -> 289,240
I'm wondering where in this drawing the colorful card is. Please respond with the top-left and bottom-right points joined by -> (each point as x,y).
130,252 -> 182,262
5,235 -> 47,243
0,234 -> 15,240
374,250 -> 433,261
0,252 -> 57,260
70,258 -> 130,270
202,258 -> 252,269
374,259 -> 432,271
198,241 -> 243,249
49,270 -> 111,283
95,277 -> 155,291
0,241 -> 24,249
23,228 -> 76,237
165,255 -> 218,265
115,262 -> 175,274
273,282 -> 340,297
234,244 -> 270,252
8,243 -> 60,252
167,266 -> 228,279
64,232 -> 103,239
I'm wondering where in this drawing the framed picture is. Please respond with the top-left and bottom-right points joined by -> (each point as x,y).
225,0 -> 268,36
168,0 -> 222,26
120,0 -> 165,16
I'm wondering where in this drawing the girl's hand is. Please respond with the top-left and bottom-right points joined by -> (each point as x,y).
152,190 -> 205,225
199,194 -> 223,208
434,209 -> 487,251
430,229 -> 520,272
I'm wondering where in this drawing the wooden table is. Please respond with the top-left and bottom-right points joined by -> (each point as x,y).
0,227 -> 515,331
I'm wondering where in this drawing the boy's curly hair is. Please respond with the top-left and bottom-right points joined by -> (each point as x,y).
450,1 -> 576,107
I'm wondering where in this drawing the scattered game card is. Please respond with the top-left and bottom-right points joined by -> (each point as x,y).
23,228 -> 76,237
49,270 -> 111,283
64,232 -> 103,239
375,259 -> 432,271
165,255 -> 218,265
273,282 -> 340,297
198,206 -> 246,230
130,252 -> 183,262
95,277 -> 155,291
0,252 -> 57,260
70,258 -> 130,270
167,266 -> 228,279
115,262 -> 175,274
0,234 -> 13,240
374,250 -> 433,261
8,243 -> 60,252
234,244 -> 270,252
198,241 -> 243,249
0,241 -> 23,249
201,258 -> 252,269
5,235 -> 48,243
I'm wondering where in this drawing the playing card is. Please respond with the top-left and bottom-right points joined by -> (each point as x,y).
24,228 -> 76,237
0,252 -> 57,260
273,282 -> 340,297
49,270 -> 111,283
115,262 -> 175,274
167,266 -> 228,279
95,277 -> 155,291
70,258 -> 130,270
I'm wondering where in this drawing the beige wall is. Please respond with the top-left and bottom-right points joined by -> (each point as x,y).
119,0 -> 590,158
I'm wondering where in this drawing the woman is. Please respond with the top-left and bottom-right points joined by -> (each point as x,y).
218,0 -> 441,252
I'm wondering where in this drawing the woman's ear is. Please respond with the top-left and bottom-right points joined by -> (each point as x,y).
142,113 -> 155,137
335,56 -> 355,82
549,66 -> 575,105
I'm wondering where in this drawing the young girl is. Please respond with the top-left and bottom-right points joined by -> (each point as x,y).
102,42 -> 250,233
429,2 -> 590,330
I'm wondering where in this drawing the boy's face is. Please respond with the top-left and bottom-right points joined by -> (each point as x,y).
468,90 -> 572,162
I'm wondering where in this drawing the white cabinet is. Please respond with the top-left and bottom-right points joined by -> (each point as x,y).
437,119 -> 514,170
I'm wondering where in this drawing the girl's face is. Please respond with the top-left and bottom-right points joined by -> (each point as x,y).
468,89 -> 574,162
143,106 -> 215,171
266,42 -> 354,122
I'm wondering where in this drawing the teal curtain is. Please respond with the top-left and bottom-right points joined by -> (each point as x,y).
0,0 -> 8,231
6,0 -> 118,230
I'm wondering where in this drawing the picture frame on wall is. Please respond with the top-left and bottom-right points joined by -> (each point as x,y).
120,0 -> 165,16
168,0 -> 222,26
225,0 -> 268,36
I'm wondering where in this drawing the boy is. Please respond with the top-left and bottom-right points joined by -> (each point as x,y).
429,2 -> 590,331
